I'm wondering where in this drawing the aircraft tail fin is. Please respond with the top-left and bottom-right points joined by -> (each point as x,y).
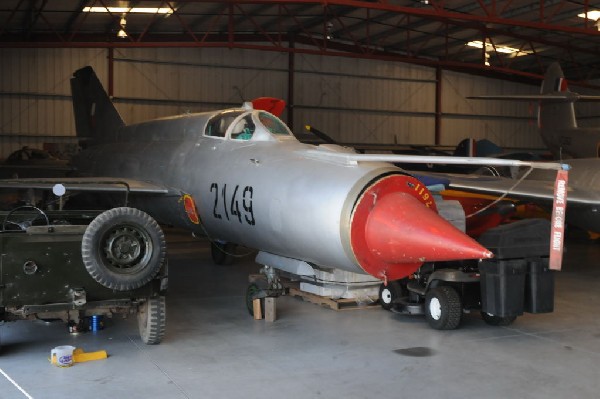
538,63 -> 577,130
70,66 -> 125,144
467,63 -> 591,132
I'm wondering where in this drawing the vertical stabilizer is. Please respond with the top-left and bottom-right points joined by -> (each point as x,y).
468,63 -> 600,158
70,66 -> 125,144
538,63 -> 577,130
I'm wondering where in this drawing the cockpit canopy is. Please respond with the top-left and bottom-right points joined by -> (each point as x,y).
204,110 -> 292,142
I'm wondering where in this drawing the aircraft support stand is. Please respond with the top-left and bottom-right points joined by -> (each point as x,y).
247,266 -> 285,322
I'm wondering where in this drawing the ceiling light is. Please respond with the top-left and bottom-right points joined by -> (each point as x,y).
577,11 -> 600,20
325,21 -> 334,40
578,11 -> 600,31
83,6 -> 173,14
466,40 -> 531,56
117,14 -> 127,38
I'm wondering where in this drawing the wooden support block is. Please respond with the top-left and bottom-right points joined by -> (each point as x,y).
253,298 -> 262,320
264,297 -> 276,322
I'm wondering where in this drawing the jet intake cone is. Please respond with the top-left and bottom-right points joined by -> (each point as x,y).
349,174 -> 493,281
365,192 -> 493,264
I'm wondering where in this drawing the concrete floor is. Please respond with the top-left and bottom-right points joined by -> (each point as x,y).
1,228 -> 599,399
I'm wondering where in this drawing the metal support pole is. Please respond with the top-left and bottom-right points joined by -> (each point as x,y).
107,47 -> 114,97
287,35 -> 295,130
435,66 -> 442,145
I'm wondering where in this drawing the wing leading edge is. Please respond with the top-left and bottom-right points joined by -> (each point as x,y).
415,172 -> 600,206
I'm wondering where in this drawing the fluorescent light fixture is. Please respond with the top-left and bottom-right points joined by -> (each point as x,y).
466,40 -> 531,56
83,7 -> 173,14
577,11 -> 600,20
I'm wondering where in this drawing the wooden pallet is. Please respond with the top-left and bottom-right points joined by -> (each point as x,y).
287,287 -> 379,311
249,274 -> 379,311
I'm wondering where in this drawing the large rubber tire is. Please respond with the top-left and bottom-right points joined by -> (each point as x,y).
211,242 -> 236,265
82,207 -> 166,291
379,281 -> 404,311
425,286 -> 462,330
138,296 -> 166,345
481,312 -> 517,326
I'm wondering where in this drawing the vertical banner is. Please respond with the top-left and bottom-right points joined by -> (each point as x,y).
549,169 -> 569,270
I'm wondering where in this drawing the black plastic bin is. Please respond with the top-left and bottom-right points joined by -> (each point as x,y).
524,258 -> 554,313
477,219 -> 551,259
479,259 -> 526,317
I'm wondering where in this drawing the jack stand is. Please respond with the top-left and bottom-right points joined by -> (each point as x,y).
67,310 -> 84,333
260,265 -> 284,294
247,266 -> 287,322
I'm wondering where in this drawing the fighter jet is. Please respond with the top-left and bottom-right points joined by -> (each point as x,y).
0,67 -> 566,288
470,62 -> 600,160
446,63 -> 600,235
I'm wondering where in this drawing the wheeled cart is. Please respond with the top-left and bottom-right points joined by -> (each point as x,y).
379,219 -> 555,330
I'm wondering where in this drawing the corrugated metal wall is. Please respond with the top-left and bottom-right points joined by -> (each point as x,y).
0,48 -> 108,158
294,54 -> 436,145
0,47 -> 569,159
441,70 -> 542,149
111,48 -> 288,123
576,83 -> 600,128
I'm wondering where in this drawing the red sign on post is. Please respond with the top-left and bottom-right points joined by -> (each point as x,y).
549,169 -> 568,270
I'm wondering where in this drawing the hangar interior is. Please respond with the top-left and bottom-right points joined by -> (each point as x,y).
1,1 -> 600,157
0,2 -> 600,398
0,46 -> 561,157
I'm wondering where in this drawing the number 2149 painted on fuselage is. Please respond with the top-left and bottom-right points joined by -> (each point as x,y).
210,183 -> 255,225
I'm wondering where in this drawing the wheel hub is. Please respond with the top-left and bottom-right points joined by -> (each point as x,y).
104,226 -> 149,269
381,288 -> 392,304
429,297 -> 442,320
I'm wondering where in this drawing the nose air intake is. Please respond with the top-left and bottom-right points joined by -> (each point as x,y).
365,192 -> 493,263
350,174 -> 493,281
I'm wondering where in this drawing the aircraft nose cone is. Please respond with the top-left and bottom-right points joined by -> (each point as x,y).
350,174 -> 493,281
365,192 -> 493,265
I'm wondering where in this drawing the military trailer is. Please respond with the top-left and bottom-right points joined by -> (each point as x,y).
0,200 -> 168,346
379,219 -> 555,330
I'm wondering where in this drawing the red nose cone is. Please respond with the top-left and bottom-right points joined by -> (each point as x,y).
350,174 -> 493,281
365,192 -> 493,264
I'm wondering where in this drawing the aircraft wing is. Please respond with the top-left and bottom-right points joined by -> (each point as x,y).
468,94 -> 600,102
414,172 -> 600,206
0,177 -> 177,195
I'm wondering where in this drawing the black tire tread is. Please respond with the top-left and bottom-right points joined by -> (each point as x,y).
81,207 -> 166,291
139,296 -> 166,345
379,281 -> 404,311
425,286 -> 462,330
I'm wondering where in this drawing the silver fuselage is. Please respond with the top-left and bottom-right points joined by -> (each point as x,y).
73,109 -> 402,273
